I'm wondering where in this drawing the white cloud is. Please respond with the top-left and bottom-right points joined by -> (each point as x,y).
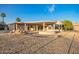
48,4 -> 55,13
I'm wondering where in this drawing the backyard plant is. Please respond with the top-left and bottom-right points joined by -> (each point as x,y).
63,20 -> 73,30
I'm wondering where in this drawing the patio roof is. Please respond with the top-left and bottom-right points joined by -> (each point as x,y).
15,21 -> 57,25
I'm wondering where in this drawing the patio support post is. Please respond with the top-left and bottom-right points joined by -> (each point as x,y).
43,22 -> 45,31
33,25 -> 35,31
36,25 -> 38,31
25,24 -> 28,31
54,24 -> 56,30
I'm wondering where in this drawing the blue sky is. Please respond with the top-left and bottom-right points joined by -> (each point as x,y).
0,4 -> 79,23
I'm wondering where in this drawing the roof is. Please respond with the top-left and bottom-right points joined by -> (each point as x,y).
15,21 -> 57,25
0,22 -> 6,25
8,20 -> 64,25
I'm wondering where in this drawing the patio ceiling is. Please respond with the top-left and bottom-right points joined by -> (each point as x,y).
16,21 -> 56,26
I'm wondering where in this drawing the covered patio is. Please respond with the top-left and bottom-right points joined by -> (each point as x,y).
15,21 -> 63,34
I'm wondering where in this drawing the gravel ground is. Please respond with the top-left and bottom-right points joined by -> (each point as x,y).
0,31 -> 79,54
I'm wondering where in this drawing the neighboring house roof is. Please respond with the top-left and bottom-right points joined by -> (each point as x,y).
0,22 -> 6,25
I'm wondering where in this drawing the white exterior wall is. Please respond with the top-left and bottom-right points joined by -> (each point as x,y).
73,24 -> 79,31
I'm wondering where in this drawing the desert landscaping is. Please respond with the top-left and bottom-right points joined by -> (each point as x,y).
0,31 -> 79,54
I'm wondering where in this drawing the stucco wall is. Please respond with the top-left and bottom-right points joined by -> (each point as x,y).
73,23 -> 79,31
8,23 -> 16,31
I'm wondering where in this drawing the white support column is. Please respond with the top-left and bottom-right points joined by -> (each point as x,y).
51,24 -> 55,31
43,22 -> 45,31
33,25 -> 35,31
36,25 -> 38,31
25,24 -> 28,31
24,24 -> 26,30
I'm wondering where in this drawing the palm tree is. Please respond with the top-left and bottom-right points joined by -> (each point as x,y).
0,13 -> 6,23
16,17 -> 21,22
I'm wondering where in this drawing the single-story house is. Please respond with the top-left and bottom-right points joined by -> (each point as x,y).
0,22 -> 9,30
8,21 -> 64,34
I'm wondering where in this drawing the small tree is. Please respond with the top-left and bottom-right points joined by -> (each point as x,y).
16,17 -> 21,22
0,13 -> 6,23
63,20 -> 73,30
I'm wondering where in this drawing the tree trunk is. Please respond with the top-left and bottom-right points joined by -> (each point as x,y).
2,17 -> 4,24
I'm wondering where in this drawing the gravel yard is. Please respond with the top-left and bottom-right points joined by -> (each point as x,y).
0,31 -> 79,54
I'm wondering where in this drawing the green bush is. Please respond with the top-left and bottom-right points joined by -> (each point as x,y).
63,20 -> 73,30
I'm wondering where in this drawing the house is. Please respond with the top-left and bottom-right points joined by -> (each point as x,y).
8,21 -> 64,34
0,22 -> 9,30
6,21 -> 79,34
8,23 -> 16,31
14,21 -> 63,34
